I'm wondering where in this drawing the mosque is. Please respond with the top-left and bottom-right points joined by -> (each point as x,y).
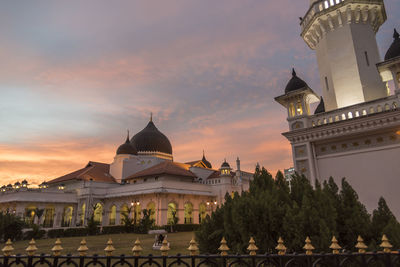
0,117 -> 252,228
276,0 -> 400,216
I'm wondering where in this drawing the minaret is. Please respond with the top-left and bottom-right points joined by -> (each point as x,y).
301,0 -> 387,111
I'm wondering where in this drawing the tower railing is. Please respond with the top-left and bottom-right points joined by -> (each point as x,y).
309,95 -> 399,128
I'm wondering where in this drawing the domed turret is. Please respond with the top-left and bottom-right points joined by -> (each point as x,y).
131,116 -> 172,155
285,69 -> 308,94
385,29 -> 400,61
116,131 -> 137,155
220,159 -> 231,176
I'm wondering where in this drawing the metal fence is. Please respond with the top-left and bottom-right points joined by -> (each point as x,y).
1,253 -> 400,267
1,234 -> 400,267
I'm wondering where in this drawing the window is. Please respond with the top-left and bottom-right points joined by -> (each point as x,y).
364,51 -> 370,66
325,77 -> 329,91
296,101 -> 303,115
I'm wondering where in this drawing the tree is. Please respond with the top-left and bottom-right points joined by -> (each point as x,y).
196,168 -> 400,254
372,197 -> 400,248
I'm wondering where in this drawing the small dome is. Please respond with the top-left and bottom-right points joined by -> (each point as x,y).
131,119 -> 172,155
285,69 -> 308,94
385,29 -> 400,61
14,182 -> 20,186
221,160 -> 230,168
202,151 -> 212,168
314,97 -> 325,114
116,132 -> 138,155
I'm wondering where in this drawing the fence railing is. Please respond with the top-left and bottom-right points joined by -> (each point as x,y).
1,234 -> 400,267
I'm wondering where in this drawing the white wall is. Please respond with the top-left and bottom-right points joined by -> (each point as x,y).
317,145 -> 400,218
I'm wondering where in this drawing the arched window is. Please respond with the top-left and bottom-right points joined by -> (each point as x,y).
62,206 -> 73,227
348,112 -> 353,119
296,101 -> 303,115
369,107 -> 374,114
289,103 -> 295,117
25,205 -> 36,225
147,202 -> 156,222
385,104 -> 390,111
167,203 -> 177,225
109,205 -> 116,225
93,203 -> 103,224
199,203 -> 207,223
43,206 -> 55,228
184,203 -> 193,224
377,105 -> 382,112
393,102 -> 398,109
80,203 -> 86,226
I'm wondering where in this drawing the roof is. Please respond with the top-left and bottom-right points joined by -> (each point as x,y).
126,161 -> 196,179
48,161 -> 116,184
117,132 -> 137,155
208,170 -> 236,179
385,29 -> 400,61
285,69 -> 308,94
131,120 -> 172,155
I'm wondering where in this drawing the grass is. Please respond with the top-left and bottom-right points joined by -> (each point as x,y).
7,232 -> 195,256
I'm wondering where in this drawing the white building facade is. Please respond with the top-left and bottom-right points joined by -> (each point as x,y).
276,0 -> 400,216
0,119 -> 252,228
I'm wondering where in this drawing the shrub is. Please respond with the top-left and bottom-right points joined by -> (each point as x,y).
102,225 -> 125,235
0,212 -> 24,241
47,229 -> 65,238
64,228 -> 87,237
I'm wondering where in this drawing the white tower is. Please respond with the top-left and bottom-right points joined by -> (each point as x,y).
301,0 -> 387,111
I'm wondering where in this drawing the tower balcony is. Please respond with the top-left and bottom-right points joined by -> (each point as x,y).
300,0 -> 386,49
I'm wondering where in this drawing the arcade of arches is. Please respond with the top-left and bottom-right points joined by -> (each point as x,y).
0,194 -> 216,228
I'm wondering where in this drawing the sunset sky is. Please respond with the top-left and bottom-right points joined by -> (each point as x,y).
1,0 -> 400,185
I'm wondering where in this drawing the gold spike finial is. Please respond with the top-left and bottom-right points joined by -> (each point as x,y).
247,237 -> 258,256
218,237 -> 230,256
77,239 -> 89,256
2,239 -> 14,256
104,238 -> 115,256
187,237 -> 199,256
355,235 -> 368,253
26,239 -> 38,256
51,238 -> 63,256
329,236 -> 342,254
160,237 -> 170,256
303,236 -> 315,255
275,237 -> 287,255
132,238 -> 143,256
380,234 -> 393,253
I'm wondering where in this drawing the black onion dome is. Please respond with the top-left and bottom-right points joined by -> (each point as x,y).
131,120 -> 172,155
221,160 -> 230,168
385,29 -> 400,61
285,69 -> 308,94
202,152 -> 212,168
314,97 -> 325,114
116,132 -> 137,155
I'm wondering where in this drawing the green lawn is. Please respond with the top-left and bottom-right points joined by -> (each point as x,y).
7,232 -> 195,256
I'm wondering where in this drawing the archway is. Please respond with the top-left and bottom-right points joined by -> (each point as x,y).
62,206 -> 73,227
93,203 -> 103,224
146,202 -> 156,222
184,203 -> 193,224
167,202 -> 177,225
80,203 -> 86,226
199,203 -> 207,223
25,205 -> 36,225
43,205 -> 55,228
109,205 -> 116,225
120,204 -> 129,225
